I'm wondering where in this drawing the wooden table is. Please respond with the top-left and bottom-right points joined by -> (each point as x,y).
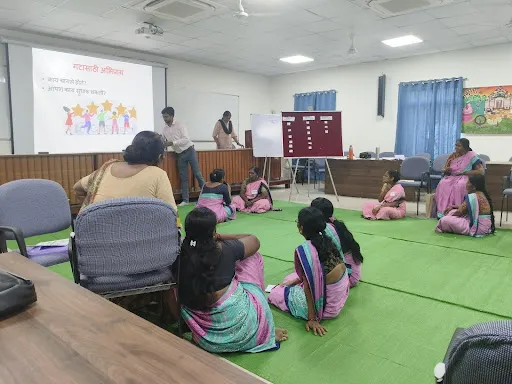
0,253 -> 266,384
325,159 -> 512,211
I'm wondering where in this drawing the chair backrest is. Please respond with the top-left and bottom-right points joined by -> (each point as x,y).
442,320 -> 512,384
432,154 -> 450,173
416,152 -> 432,160
380,152 -> 395,158
400,156 -> 431,180
0,179 -> 71,237
75,197 -> 180,277
479,154 -> 490,162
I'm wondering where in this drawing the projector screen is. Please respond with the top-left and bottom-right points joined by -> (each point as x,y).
8,44 -> 166,154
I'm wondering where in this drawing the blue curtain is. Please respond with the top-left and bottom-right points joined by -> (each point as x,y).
395,78 -> 463,158
294,90 -> 336,111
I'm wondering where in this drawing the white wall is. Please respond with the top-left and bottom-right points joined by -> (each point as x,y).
0,45 -> 11,154
165,59 -> 270,150
270,43 -> 512,162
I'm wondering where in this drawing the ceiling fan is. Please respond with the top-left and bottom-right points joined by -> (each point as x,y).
233,0 -> 279,19
347,33 -> 359,57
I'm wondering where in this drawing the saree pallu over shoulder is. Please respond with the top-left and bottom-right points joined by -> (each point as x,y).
465,193 -> 492,237
270,241 -> 325,321
80,159 -> 119,213
268,240 -> 349,320
181,279 -> 278,353
325,222 -> 349,270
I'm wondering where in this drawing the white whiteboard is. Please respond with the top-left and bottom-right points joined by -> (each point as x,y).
167,87 -> 239,142
251,114 -> 283,157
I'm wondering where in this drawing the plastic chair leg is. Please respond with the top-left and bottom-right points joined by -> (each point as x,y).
501,195 -> 505,227
416,188 -> 420,215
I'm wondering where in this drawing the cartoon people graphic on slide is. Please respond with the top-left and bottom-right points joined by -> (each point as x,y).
97,109 -> 107,134
111,111 -> 119,134
123,112 -> 130,133
63,106 -> 73,135
82,110 -> 94,134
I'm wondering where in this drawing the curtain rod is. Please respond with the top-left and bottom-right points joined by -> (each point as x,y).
294,90 -> 337,96
401,77 -> 467,86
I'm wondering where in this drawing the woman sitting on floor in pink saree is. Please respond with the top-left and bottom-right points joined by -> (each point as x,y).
362,170 -> 406,220
232,166 -> 273,214
436,138 -> 484,219
196,168 -> 236,223
268,207 -> 350,337
436,174 -> 495,238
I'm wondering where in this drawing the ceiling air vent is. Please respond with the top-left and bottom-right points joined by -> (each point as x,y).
350,0 -> 457,17
127,0 -> 218,22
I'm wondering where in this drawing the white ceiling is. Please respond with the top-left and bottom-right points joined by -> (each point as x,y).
0,0 -> 512,76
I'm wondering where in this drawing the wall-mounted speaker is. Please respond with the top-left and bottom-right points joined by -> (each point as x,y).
377,74 -> 386,117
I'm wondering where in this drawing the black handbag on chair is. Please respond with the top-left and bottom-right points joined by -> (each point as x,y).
0,270 -> 37,319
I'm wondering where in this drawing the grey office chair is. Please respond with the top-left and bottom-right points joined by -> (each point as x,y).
435,321 -> 512,384
501,170 -> 512,226
0,179 -> 72,266
416,152 -> 432,161
69,197 -> 180,299
430,154 -> 450,186
479,154 -> 490,162
397,156 -> 431,215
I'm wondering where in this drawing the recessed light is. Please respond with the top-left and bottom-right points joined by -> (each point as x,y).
382,35 -> 423,48
279,55 -> 314,64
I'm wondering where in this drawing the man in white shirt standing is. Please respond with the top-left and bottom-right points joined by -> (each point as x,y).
161,107 -> 205,206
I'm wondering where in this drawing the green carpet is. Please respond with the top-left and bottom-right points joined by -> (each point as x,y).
41,201 -> 510,384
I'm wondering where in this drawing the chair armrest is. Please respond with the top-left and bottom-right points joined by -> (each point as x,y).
421,171 -> 431,193
68,232 -> 80,284
503,176 -> 511,190
0,226 -> 28,257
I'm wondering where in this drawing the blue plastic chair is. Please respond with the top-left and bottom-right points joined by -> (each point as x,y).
0,179 -> 72,266
429,154 -> 450,188
397,156 -> 431,215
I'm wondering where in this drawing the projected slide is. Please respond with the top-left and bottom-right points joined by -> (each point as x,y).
32,48 -> 154,153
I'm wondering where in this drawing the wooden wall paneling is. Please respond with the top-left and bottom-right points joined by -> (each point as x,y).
28,156 -> 36,179
68,156 -> 77,205
0,149 -> 290,206
167,155 -> 180,192
41,156 -> 49,181
6,157 -> 15,181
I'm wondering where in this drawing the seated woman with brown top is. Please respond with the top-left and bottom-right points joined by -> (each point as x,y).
73,131 -> 178,218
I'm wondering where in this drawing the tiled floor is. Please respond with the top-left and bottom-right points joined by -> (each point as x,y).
270,182 -> 512,229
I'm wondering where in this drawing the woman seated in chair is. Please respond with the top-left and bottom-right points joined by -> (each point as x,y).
179,207 -> 287,352
436,138 -> 484,219
73,131 -> 178,216
196,168 -> 236,223
268,207 -> 350,337
436,175 -> 495,237
362,170 -> 406,220
232,167 -> 273,214
311,198 -> 364,288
